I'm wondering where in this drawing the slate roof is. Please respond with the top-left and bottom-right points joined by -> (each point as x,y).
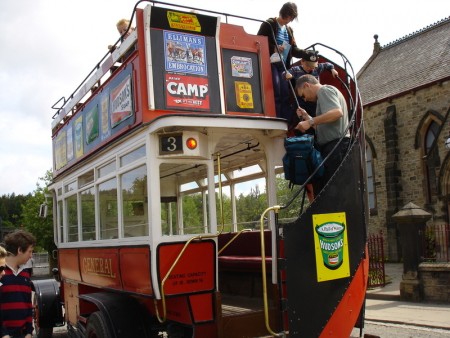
357,17 -> 450,106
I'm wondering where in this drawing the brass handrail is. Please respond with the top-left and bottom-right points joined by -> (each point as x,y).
259,205 -> 285,337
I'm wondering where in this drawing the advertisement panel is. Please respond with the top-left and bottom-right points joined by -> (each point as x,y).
313,212 -> 350,282
53,65 -> 134,174
110,75 -> 133,128
150,7 -> 221,112
165,74 -> 210,110
164,31 -> 207,76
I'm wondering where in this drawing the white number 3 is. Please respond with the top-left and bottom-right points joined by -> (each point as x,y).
167,137 -> 177,151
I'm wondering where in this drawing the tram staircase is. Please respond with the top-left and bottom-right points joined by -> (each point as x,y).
217,135 -> 367,337
272,72 -> 367,335
216,41 -> 366,335
278,133 -> 367,336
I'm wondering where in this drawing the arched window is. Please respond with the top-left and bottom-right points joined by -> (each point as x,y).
424,121 -> 440,203
365,143 -> 376,213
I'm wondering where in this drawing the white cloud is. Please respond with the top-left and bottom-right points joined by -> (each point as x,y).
0,0 -> 448,195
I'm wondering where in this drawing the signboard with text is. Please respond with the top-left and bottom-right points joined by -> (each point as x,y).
149,6 -> 221,113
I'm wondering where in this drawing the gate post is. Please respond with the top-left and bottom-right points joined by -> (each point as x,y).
392,202 -> 431,301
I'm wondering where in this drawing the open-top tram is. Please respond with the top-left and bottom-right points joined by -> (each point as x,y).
34,2 -> 369,337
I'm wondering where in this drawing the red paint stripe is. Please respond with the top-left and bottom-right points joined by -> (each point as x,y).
319,249 -> 369,338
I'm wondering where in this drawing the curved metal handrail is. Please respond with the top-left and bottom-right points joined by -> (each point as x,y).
280,43 -> 363,213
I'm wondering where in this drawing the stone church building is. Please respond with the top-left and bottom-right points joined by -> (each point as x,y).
357,17 -> 450,261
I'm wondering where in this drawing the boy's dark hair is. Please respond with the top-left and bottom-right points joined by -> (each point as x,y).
280,2 -> 298,20
4,230 -> 36,255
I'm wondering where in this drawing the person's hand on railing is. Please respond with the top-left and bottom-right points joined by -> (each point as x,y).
295,107 -> 314,133
296,107 -> 310,121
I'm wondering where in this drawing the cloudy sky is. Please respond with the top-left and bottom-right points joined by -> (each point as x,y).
0,0 -> 448,195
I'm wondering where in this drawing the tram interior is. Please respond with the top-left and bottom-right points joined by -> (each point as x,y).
157,129 -> 284,323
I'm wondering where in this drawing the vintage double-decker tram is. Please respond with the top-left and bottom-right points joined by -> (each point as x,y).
34,1 -> 369,337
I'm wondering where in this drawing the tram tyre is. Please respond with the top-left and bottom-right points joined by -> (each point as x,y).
86,312 -> 110,338
35,326 -> 53,338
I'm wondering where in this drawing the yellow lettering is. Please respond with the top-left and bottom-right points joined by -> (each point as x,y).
82,257 -> 116,278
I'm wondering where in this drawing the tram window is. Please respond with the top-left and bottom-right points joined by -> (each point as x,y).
121,165 -> 148,237
214,174 -> 227,184
161,197 -> 177,236
160,163 -> 209,235
65,181 -> 77,193
98,161 -> 116,178
180,181 -> 199,192
215,186 -> 233,232
99,178 -> 118,239
79,170 -> 94,188
234,179 -> 267,230
66,194 -> 79,242
232,164 -> 263,178
58,200 -> 64,243
120,145 -> 146,167
81,187 -> 96,241
182,191 -> 208,234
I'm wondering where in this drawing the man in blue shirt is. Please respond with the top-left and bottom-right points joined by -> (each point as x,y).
257,2 -> 308,120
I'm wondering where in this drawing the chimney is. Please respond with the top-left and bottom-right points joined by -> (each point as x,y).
373,34 -> 381,54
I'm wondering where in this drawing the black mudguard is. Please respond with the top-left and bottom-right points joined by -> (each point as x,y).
33,279 -> 65,327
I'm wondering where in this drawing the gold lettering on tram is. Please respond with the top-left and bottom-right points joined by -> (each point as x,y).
82,257 -> 116,278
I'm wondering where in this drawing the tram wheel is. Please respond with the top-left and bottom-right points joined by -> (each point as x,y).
86,312 -> 110,338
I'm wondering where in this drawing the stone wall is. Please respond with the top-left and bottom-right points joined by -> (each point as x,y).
419,262 -> 450,303
364,80 -> 450,261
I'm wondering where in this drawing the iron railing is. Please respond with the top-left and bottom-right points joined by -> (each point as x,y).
367,231 -> 386,287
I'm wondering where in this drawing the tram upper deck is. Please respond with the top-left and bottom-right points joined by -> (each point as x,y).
50,1 -> 359,180
50,3 -> 281,178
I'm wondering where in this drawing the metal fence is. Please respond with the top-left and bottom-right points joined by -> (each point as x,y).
367,231 -> 386,288
32,252 -> 50,276
32,252 -> 49,267
420,223 -> 450,262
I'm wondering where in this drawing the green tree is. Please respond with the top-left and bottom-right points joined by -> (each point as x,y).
182,193 -> 204,234
236,185 -> 268,229
216,191 -> 232,231
21,170 -> 56,269
0,193 -> 31,231
276,174 -> 305,220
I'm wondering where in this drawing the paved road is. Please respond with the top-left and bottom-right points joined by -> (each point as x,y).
47,321 -> 450,338
352,320 -> 450,338
45,326 -> 67,338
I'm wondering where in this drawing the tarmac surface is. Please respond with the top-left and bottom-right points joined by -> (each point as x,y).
365,263 -> 450,330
